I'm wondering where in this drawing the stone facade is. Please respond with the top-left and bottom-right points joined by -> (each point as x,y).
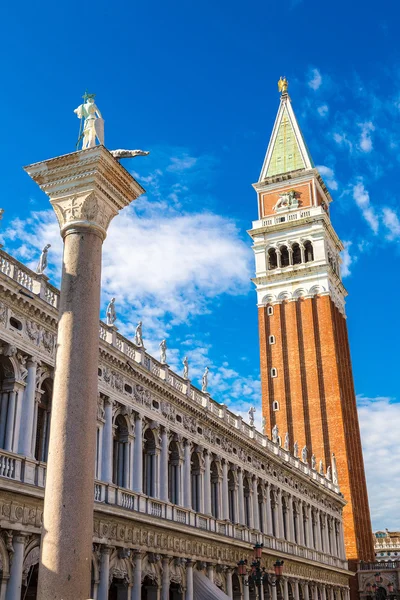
0,249 -> 351,599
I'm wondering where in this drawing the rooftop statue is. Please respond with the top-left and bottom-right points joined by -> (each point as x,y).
272,424 -> 279,444
106,297 -> 116,326
248,406 -> 256,427
74,92 -> 104,149
201,366 -> 209,393
261,416 -> 266,436
183,356 -> 189,380
36,244 -> 51,275
135,321 -> 143,347
160,339 -> 167,364
278,76 -> 289,95
284,432 -> 289,451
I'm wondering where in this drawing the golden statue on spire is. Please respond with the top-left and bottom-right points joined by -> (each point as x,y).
278,76 -> 289,95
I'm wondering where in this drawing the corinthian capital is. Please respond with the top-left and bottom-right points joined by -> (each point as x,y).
24,146 -> 145,240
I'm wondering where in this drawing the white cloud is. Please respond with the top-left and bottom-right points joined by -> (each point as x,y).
382,207 -> 400,240
333,132 -> 353,152
317,104 -> 329,117
352,181 -> 379,234
358,121 -> 375,153
357,396 -> 400,530
341,241 -> 353,277
316,165 -> 338,190
167,154 -> 197,172
308,68 -> 322,91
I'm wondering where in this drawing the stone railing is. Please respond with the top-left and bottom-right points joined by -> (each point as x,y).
0,453 -> 346,570
0,249 -> 59,309
251,206 -> 325,230
0,249 -> 340,496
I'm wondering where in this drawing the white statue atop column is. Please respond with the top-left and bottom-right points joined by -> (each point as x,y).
319,459 -> 324,475
326,466 -> 332,481
302,445 -> 308,464
311,454 -> 316,470
201,366 -> 209,393
74,92 -> 104,149
272,424 -> 279,444
332,452 -> 339,485
160,339 -> 167,364
36,244 -> 51,274
248,406 -> 256,427
106,297 -> 116,326
183,356 -> 189,380
135,321 -> 143,347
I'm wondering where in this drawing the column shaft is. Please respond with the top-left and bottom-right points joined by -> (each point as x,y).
160,429 -> 169,502
132,416 -> 143,493
238,469 -> 245,525
38,230 -> 103,600
161,558 -> 170,600
102,399 -> 113,484
19,360 -> 38,456
226,569 -> 233,599
5,534 -> 26,600
204,452 -> 212,515
183,442 -> 192,509
98,548 -> 112,600
132,553 -> 142,599
4,391 -> 16,452
252,478 -> 260,531
222,462 -> 229,520
185,561 -> 193,600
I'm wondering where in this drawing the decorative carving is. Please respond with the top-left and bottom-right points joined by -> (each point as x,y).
26,320 -> 41,345
0,301 -> 8,325
41,329 -> 55,354
273,189 -> 299,212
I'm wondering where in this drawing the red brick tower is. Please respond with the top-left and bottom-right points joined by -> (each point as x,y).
249,78 -> 374,573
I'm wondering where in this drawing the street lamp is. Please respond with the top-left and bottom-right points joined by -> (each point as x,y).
365,574 -> 389,600
237,544 -> 284,599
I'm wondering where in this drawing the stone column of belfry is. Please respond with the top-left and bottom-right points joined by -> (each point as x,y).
24,146 -> 145,600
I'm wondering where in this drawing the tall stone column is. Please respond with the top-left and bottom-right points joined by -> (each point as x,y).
204,450 -> 212,515
222,461 -> 229,520
226,568 -> 233,599
133,415 -> 144,493
161,557 -> 170,600
207,564 -> 214,583
132,552 -> 143,600
266,483 -> 273,535
25,145 -> 145,600
304,584 -> 310,600
238,468 -> 245,525
284,579 -> 289,600
4,390 -> 16,452
18,358 -> 39,457
185,560 -> 194,600
271,584 -> 277,600
98,546 -> 113,600
5,533 -> 27,600
183,441 -> 192,509
252,476 -> 260,531
160,428 -> 169,502
102,397 -> 114,484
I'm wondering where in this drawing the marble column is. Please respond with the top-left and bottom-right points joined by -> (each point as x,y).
98,546 -> 113,600
204,451 -> 212,515
294,581 -> 300,600
238,469 -> 245,525
183,441 -> 192,509
308,506 -> 314,549
132,552 -> 143,600
222,461 -> 229,521
284,579 -> 289,600
5,533 -> 26,600
272,584 -> 277,600
4,391 -> 16,452
18,358 -> 39,457
304,584 -> 310,600
0,392 -> 8,448
266,483 -> 273,535
185,560 -> 194,600
288,497 -> 295,542
160,428 -> 169,502
161,557 -> 170,600
252,477 -> 260,531
26,145 -> 145,600
226,568 -> 233,599
133,415 -> 143,493
321,586 -> 327,600
102,398 -> 114,484
207,564 -> 214,583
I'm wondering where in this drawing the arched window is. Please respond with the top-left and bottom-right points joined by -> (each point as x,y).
267,306 -> 274,316
143,429 -> 157,497
113,414 -> 129,488
292,243 -> 302,265
269,335 -> 275,344
191,451 -> 201,512
304,241 -> 314,263
211,461 -> 220,518
272,401 -> 280,411
271,368 -> 278,378
280,245 -> 290,267
35,379 -> 52,462
168,440 -> 181,505
268,248 -> 278,270
244,477 -> 251,528
228,470 -> 236,523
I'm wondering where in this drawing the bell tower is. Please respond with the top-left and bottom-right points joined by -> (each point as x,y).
249,78 -> 374,569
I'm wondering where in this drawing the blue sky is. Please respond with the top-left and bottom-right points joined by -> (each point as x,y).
1,0 -> 399,529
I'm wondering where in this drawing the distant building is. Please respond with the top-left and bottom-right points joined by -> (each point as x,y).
374,531 -> 400,562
